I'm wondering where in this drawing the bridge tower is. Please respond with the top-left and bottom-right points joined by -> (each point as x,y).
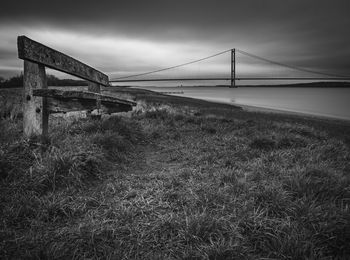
230,48 -> 236,88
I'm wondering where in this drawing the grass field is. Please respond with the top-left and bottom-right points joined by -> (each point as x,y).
1,87 -> 350,259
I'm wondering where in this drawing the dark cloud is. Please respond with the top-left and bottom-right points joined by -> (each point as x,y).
0,0 -> 349,80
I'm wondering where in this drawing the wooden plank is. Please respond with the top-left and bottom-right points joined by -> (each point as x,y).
32,89 -> 135,114
47,97 -> 96,113
23,61 -> 48,138
46,98 -> 132,114
17,36 -> 109,86
33,89 -> 136,106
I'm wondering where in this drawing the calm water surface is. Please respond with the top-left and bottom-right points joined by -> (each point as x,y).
144,86 -> 350,120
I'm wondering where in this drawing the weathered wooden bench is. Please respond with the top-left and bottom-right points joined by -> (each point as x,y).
17,36 -> 136,138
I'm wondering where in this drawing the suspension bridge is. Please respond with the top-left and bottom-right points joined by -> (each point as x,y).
109,48 -> 350,87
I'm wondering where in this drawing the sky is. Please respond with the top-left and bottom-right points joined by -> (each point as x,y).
0,0 -> 349,85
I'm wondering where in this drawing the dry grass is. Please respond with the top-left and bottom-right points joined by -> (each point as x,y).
0,88 -> 22,120
0,87 -> 349,259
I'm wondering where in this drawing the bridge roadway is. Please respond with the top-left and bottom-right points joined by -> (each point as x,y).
109,77 -> 350,83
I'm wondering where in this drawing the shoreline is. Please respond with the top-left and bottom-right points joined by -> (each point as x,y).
236,103 -> 350,122
168,93 -> 350,122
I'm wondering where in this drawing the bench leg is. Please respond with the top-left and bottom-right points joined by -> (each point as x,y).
23,60 -> 48,139
87,82 -> 101,119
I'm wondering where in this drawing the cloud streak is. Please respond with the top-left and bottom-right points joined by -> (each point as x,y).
0,0 -> 349,83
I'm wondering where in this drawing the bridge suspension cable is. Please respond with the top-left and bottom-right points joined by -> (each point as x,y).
235,49 -> 349,78
110,49 -> 231,81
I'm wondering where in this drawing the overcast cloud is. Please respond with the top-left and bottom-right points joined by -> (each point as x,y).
0,0 -> 349,83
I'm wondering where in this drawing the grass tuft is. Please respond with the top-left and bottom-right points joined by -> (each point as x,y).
250,137 -> 276,150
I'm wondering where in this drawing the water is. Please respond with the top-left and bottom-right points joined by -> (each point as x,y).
143,86 -> 350,120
